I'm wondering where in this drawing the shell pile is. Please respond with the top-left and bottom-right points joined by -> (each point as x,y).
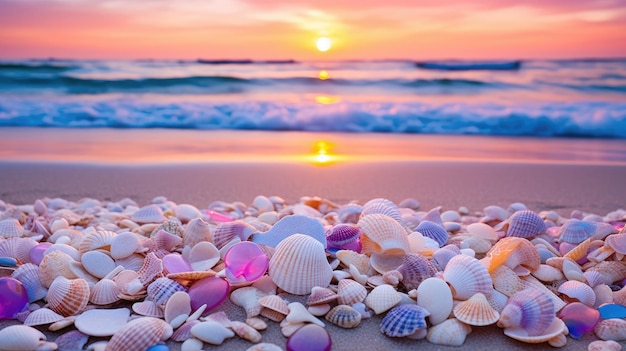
1,195 -> 626,351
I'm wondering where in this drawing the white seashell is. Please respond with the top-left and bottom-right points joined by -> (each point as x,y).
90,278 -> 121,305
231,321 -> 263,343
594,318 -> 626,341
593,284 -> 614,308
190,320 -> 235,345
453,293 -> 500,326
246,343 -> 283,351
110,232 -> 139,260
188,241 -> 220,271
74,308 -> 130,337
246,317 -> 268,331
106,317 -> 173,351
443,254 -> 493,300
365,284 -> 401,314
491,265 -> 525,297
268,234 -> 332,295
78,230 -> 116,255
39,250 -> 78,288
286,302 -> 325,327
407,231 -> 426,254
164,291 -> 191,325
307,304 -> 331,316
45,243 -> 80,261
252,214 -> 326,248
325,305 -> 362,328
337,279 -> 367,305
183,218 -> 212,248
482,205 -> 507,222
417,277 -> 453,325
81,250 -> 116,279
358,214 -> 409,255
466,222 -> 498,241
204,311 -> 232,328
230,286 -> 265,319
503,318 -> 567,344
12,263 -> 47,302
588,340 -> 622,351
335,250 -> 371,276
47,276 -> 90,317
23,308 -> 64,327
0,325 -> 54,351
0,218 -> 25,238
349,264 -> 368,285
259,295 -> 289,322
558,280 -> 596,306
181,338 -> 204,351
369,253 -> 405,274
532,264 -> 564,282
175,204 -> 202,223
130,204 -> 166,224
426,318 -> 472,346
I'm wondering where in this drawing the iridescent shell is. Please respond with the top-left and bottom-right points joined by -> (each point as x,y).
484,237 -> 540,274
559,219 -> 596,244
360,198 -> 403,224
358,214 -> 409,255
325,305 -> 362,328
426,318 -> 472,346
130,204 -> 166,224
443,254 -> 493,300
396,253 -> 437,291
505,210 -> 545,238
326,223 -> 361,250
453,293 -> 500,326
105,317 -> 173,351
557,280 -> 596,306
497,288 -> 556,336
379,304 -> 430,338
47,276 -> 90,317
416,220 -> 448,248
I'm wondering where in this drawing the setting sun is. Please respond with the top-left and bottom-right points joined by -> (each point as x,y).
316,37 -> 332,52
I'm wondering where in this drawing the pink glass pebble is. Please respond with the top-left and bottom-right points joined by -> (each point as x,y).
206,210 -> 234,223
188,276 -> 230,311
223,241 -> 268,283
29,242 -> 52,266
0,277 -> 29,320
558,302 -> 600,339
286,324 -> 332,351
162,254 -> 192,274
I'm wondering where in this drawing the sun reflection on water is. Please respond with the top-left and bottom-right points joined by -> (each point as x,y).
310,140 -> 338,165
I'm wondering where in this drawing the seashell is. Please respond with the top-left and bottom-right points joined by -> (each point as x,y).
360,198 -> 403,224
114,253 -> 145,272
507,202 -> 527,215
268,234 -> 333,295
171,320 -> 200,342
594,319 -> 626,341
180,337 -> 203,351
152,229 -> 183,252
230,286 -> 266,318
78,230 -> 116,255
586,261 -> 626,285
588,340 -> 622,351
358,214 -> 409,255
175,204 -> 202,223
426,318 -> 472,346
212,220 -> 257,249
246,317 -> 267,331
484,237 -> 540,274
183,218 -> 213,248
280,320 -> 305,338
584,271 -> 607,289
365,284 -> 401,314
130,204 -> 166,224
259,294 -> 289,322
559,219 -> 596,244
167,270 -> 216,286
482,205 -> 508,222
369,252 -> 405,274
109,232 -> 140,260
132,299 -> 165,318
252,214 -> 326,248
81,250 -> 116,279
307,286 -> 338,306
0,325 -> 55,351
246,343 -> 283,351
335,250 -> 371,276
406,231 -> 425,253
308,303 -> 331,316
453,293 -> 500,326
47,276 -> 90,317
0,237 -> 38,264
204,311 -> 233,328
381,269 -> 402,287
325,305 -> 362,328
326,223 -> 361,251
431,244 -> 461,271
147,277 -> 187,307
491,265 -> 525,297
337,278 -> 367,305
286,302 -> 325,327
12,263 -> 47,302
90,278 -> 121,305
505,210 -> 545,238
606,233 -> 626,255
253,195 -> 274,212
503,318 -> 567,344
164,291 -> 191,325
38,250 -> 78,288
521,275 -> 566,312
137,252 -> 164,286
532,264 -> 564,282
337,203 -> 363,223
396,253 -> 437,291
23,307 -> 64,326
231,320 -> 263,343
187,241 -> 220,271
0,218 -> 25,238
150,219 -> 184,238
398,198 -> 420,210
54,330 -> 89,351
416,220 -> 448,247
379,304 -> 429,338
458,235 -> 492,254
75,308 -> 130,337
105,317 -> 173,351
486,289 -> 509,313
443,254 -> 493,300
558,280 -> 596,306
497,288 -> 555,336
417,277 -> 453,325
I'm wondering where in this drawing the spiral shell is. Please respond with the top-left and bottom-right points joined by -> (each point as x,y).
105,317 -> 173,351
379,304 -> 429,338
497,288 -> 555,337
443,254 -> 493,300
358,214 -> 409,255
47,276 -> 90,317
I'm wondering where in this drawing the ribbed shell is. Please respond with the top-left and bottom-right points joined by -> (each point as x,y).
183,218 -> 213,248
259,295 -> 289,322
47,276 -> 90,317
606,234 -> 626,255
416,220 -> 448,247
12,263 -> 47,302
137,252 -> 164,286
90,278 -> 121,305
498,288 -> 555,337
505,210 -> 545,238
379,304 -> 429,337
559,219 -> 597,244
365,284 -> 401,314
485,237 -> 540,274
426,318 -> 472,347
453,293 -> 500,326
307,286 -> 338,305
337,279 -> 367,305
396,253 -> 438,291
130,204 -> 166,224
132,300 -> 165,318
325,305 -> 362,328
78,230 -> 116,254
171,320 -> 200,342
358,214 -> 409,255
23,308 -> 64,326
443,254 -> 493,300
558,280 -> 596,306
431,245 -> 461,271
105,317 -> 173,351
268,234 -> 333,295
326,224 -> 361,249
360,198 -> 403,224
213,220 -> 257,249
146,277 -> 187,307
0,218 -> 24,238
0,237 -> 37,264
38,250 -> 77,288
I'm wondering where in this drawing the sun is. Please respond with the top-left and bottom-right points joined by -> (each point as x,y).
316,37 -> 332,52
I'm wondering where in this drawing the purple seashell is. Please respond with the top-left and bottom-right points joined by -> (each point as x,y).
188,276 -> 230,312
286,324 -> 332,351
206,210 -> 234,223
559,219 -> 596,244
29,242 -> 52,266
431,244 -> 461,271
396,253 -> 438,291
557,302 -> 600,338
416,220 -> 448,247
0,277 -> 29,320
599,303 -> 626,320
326,224 -> 362,251
223,241 -> 268,283
54,330 -> 89,351
506,210 -> 545,238
162,254 -> 192,274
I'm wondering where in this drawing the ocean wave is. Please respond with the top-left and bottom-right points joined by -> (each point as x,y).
0,62 -> 75,72
415,60 -> 522,71
196,59 -> 298,64
1,98 -> 624,138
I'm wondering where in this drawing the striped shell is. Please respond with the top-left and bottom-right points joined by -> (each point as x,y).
505,210 -> 545,238
358,214 -> 409,255
360,198 -> 403,224
379,304 -> 430,337
337,279 -> 367,305
365,284 -> 401,314
443,254 -> 493,300
416,220 -> 448,247
23,308 -> 64,326
0,237 -> 37,264
326,223 -> 361,250
47,276 -> 90,317
594,318 -> 626,341
259,295 -> 289,322
557,280 -> 596,306
396,253 -> 438,291
105,317 -> 173,351
484,237 -> 540,274
307,286 -> 338,306
426,318 -> 472,347
12,263 -> 47,302
497,288 -> 555,336
559,219 -> 596,244
212,220 -> 257,249
453,293 -> 500,326
0,218 -> 25,238
132,300 -> 165,318
90,278 -> 121,305
130,204 -> 166,224
146,277 -> 187,307
78,230 -> 116,254
183,218 -> 213,248
325,305 -> 362,328
268,234 -> 333,295
38,250 -> 77,288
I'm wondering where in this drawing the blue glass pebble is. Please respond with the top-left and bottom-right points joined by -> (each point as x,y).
0,257 -> 18,267
147,343 -> 169,351
599,303 -> 626,320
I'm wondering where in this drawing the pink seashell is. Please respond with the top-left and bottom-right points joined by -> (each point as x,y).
132,299 -> 165,318
137,252 -> 164,286
0,218 -> 25,238
183,218 -> 213,248
23,307 -> 64,326
38,250 -> 78,288
484,237 -> 540,274
453,293 -> 500,326
171,319 -> 200,342
497,288 -> 556,337
130,204 -> 166,224
337,279 -> 367,305
307,286 -> 338,306
259,294 -> 289,322
588,340 -> 622,351
586,261 -> 626,285
606,233 -> 626,255
146,277 -> 187,307
47,276 -> 90,317
443,254 -> 493,300
90,278 -> 121,305
213,220 -> 257,249
559,219 -> 596,244
358,214 -> 410,255
105,317 -> 173,351
505,210 -> 545,238
491,265 -> 525,297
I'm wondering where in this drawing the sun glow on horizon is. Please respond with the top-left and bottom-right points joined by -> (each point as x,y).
316,37 -> 332,52
311,140 -> 337,165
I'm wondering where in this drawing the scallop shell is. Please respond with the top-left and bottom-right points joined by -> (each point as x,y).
183,218 -> 213,248
396,253 -> 437,291
78,230 -> 116,254
326,223 -> 361,250
557,280 -> 596,306
0,325 -> 52,351
105,317 -> 173,351
431,244 -> 461,271
132,299 -> 165,318
466,223 -> 499,241
594,318 -> 626,341
416,220 -> 448,247
12,263 -> 47,302
38,250 -> 78,288
588,340 -> 622,351
505,210 -> 545,238
90,278 -> 121,305
358,214 -> 409,255
365,284 -> 401,314
453,293 -> 500,326
484,237 -> 540,274
360,198 -> 403,224
325,305 -> 362,328
586,261 -> 626,285
23,307 -> 64,326
443,254 -> 493,300
559,219 -> 596,244
491,265 -> 526,297
137,252 -> 164,286
605,233 -> 626,255
379,304 -> 429,338
211,220 -> 256,249
426,318 -> 472,346
47,276 -> 90,317
337,278 -> 367,305
0,237 -> 37,264
335,250 -> 371,276
268,233 -> 333,295
497,288 -> 555,336
171,320 -> 200,342
307,286 -> 338,306
0,218 -> 25,238
337,204 -> 363,223
152,229 -> 183,252
259,294 -> 289,322
147,277 -> 187,307
130,204 -> 166,224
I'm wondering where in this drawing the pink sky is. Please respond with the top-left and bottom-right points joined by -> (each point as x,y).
1,0 -> 625,60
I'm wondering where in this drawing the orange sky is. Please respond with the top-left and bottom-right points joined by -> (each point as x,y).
1,0 -> 625,60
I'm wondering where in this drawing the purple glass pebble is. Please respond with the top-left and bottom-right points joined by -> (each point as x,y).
599,303 -> 626,320
223,241 -> 268,283
29,242 -> 52,266
162,254 -> 192,274
0,277 -> 29,320
558,302 -> 600,339
188,276 -> 230,311
286,324 -> 332,351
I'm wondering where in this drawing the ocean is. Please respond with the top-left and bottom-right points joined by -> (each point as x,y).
0,58 -> 625,138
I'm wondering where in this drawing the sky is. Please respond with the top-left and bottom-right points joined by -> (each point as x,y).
0,0 -> 625,60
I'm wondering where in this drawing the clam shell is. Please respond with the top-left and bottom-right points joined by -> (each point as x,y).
559,219 -> 596,244
147,277 -> 187,307
130,204 -> 166,224
337,279 -> 367,305
337,204 -> 363,223
396,253 -> 437,291
110,232 -> 140,260
431,245 -> 461,271
75,308 -> 130,337
0,325 -> 49,351
259,295 -> 289,322
0,237 -> 38,264
484,237 -> 540,274
416,220 -> 448,248
326,223 -> 361,250
379,304 -> 429,338
443,254 -> 493,300
164,291 -> 191,325
498,288 -> 555,336
503,318 -> 567,344
105,317 -> 173,351
23,307 -> 64,326
325,305 -> 362,328
307,286 -> 338,305
365,284 -> 401,314
360,198 -> 403,224
586,261 -> 626,285
336,250 -> 371,276
453,293 -> 500,326
0,218 -> 25,238
175,204 -> 201,223
268,233 -> 333,295
532,264 -> 564,282
47,276 -> 90,317
426,318 -> 472,346
213,220 -> 257,249
466,222 -> 498,241
483,205 -> 508,222
417,277 -> 453,325
606,233 -> 626,255
90,278 -> 121,305
78,230 -> 116,255
558,280 -> 596,306
506,210 -> 545,238
183,218 -> 213,248
594,318 -> 626,341
81,250 -> 116,279
12,263 -> 47,302
358,214 -> 409,255
39,250 -> 78,288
